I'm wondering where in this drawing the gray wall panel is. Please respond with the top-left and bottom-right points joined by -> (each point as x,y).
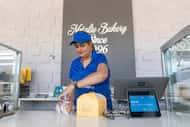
61,0 -> 135,84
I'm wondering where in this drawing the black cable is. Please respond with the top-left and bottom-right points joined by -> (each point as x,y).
104,110 -> 130,120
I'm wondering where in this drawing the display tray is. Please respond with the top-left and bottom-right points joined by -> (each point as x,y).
0,111 -> 15,119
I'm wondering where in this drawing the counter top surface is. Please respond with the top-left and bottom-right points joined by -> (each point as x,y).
0,111 -> 190,127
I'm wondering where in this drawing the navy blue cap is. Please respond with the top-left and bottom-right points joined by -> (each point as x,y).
70,31 -> 91,45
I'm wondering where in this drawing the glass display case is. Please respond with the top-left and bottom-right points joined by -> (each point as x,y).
161,25 -> 190,114
0,43 -> 21,110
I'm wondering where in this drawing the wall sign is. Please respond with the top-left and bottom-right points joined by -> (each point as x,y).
67,22 -> 128,54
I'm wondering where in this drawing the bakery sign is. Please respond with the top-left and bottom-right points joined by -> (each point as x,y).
67,22 -> 128,54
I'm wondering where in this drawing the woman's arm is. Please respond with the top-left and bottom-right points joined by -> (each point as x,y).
77,63 -> 108,88
59,63 -> 108,98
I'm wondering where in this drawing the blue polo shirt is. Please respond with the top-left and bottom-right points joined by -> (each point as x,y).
69,50 -> 112,111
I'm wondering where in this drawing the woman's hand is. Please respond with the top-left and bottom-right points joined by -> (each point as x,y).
61,84 -> 74,96
58,84 -> 75,113
58,83 -> 75,101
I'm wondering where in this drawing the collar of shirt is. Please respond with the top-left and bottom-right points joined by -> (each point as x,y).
78,50 -> 97,70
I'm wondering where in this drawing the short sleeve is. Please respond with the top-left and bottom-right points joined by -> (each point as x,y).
69,61 -> 74,80
96,53 -> 108,65
69,58 -> 82,81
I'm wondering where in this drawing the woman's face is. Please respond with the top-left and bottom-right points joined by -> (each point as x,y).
74,42 -> 93,58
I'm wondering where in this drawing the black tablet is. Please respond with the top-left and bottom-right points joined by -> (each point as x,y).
128,89 -> 161,117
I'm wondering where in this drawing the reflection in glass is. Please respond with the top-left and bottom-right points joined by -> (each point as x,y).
0,43 -> 21,110
162,34 -> 190,116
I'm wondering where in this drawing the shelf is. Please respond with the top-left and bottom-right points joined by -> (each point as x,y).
0,82 -> 13,85
174,97 -> 190,107
0,94 -> 11,97
0,63 -> 15,66
176,49 -> 190,53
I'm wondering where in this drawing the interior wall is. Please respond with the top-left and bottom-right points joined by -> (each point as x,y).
0,0 -> 63,93
132,0 -> 190,77
0,0 -> 190,92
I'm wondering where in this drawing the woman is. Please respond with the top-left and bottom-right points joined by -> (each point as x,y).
59,31 -> 112,112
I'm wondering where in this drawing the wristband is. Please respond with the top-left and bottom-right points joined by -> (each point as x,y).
73,81 -> 79,89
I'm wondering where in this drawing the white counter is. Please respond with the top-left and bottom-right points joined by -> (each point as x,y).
0,111 -> 190,127
18,97 -> 58,110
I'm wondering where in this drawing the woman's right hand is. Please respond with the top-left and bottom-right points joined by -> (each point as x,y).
58,83 -> 75,101
58,84 -> 75,113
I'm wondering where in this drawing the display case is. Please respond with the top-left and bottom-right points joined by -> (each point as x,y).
0,43 -> 21,110
161,25 -> 190,113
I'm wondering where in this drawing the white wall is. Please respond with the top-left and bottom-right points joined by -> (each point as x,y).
0,0 -> 190,92
0,0 -> 63,93
132,0 -> 190,77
